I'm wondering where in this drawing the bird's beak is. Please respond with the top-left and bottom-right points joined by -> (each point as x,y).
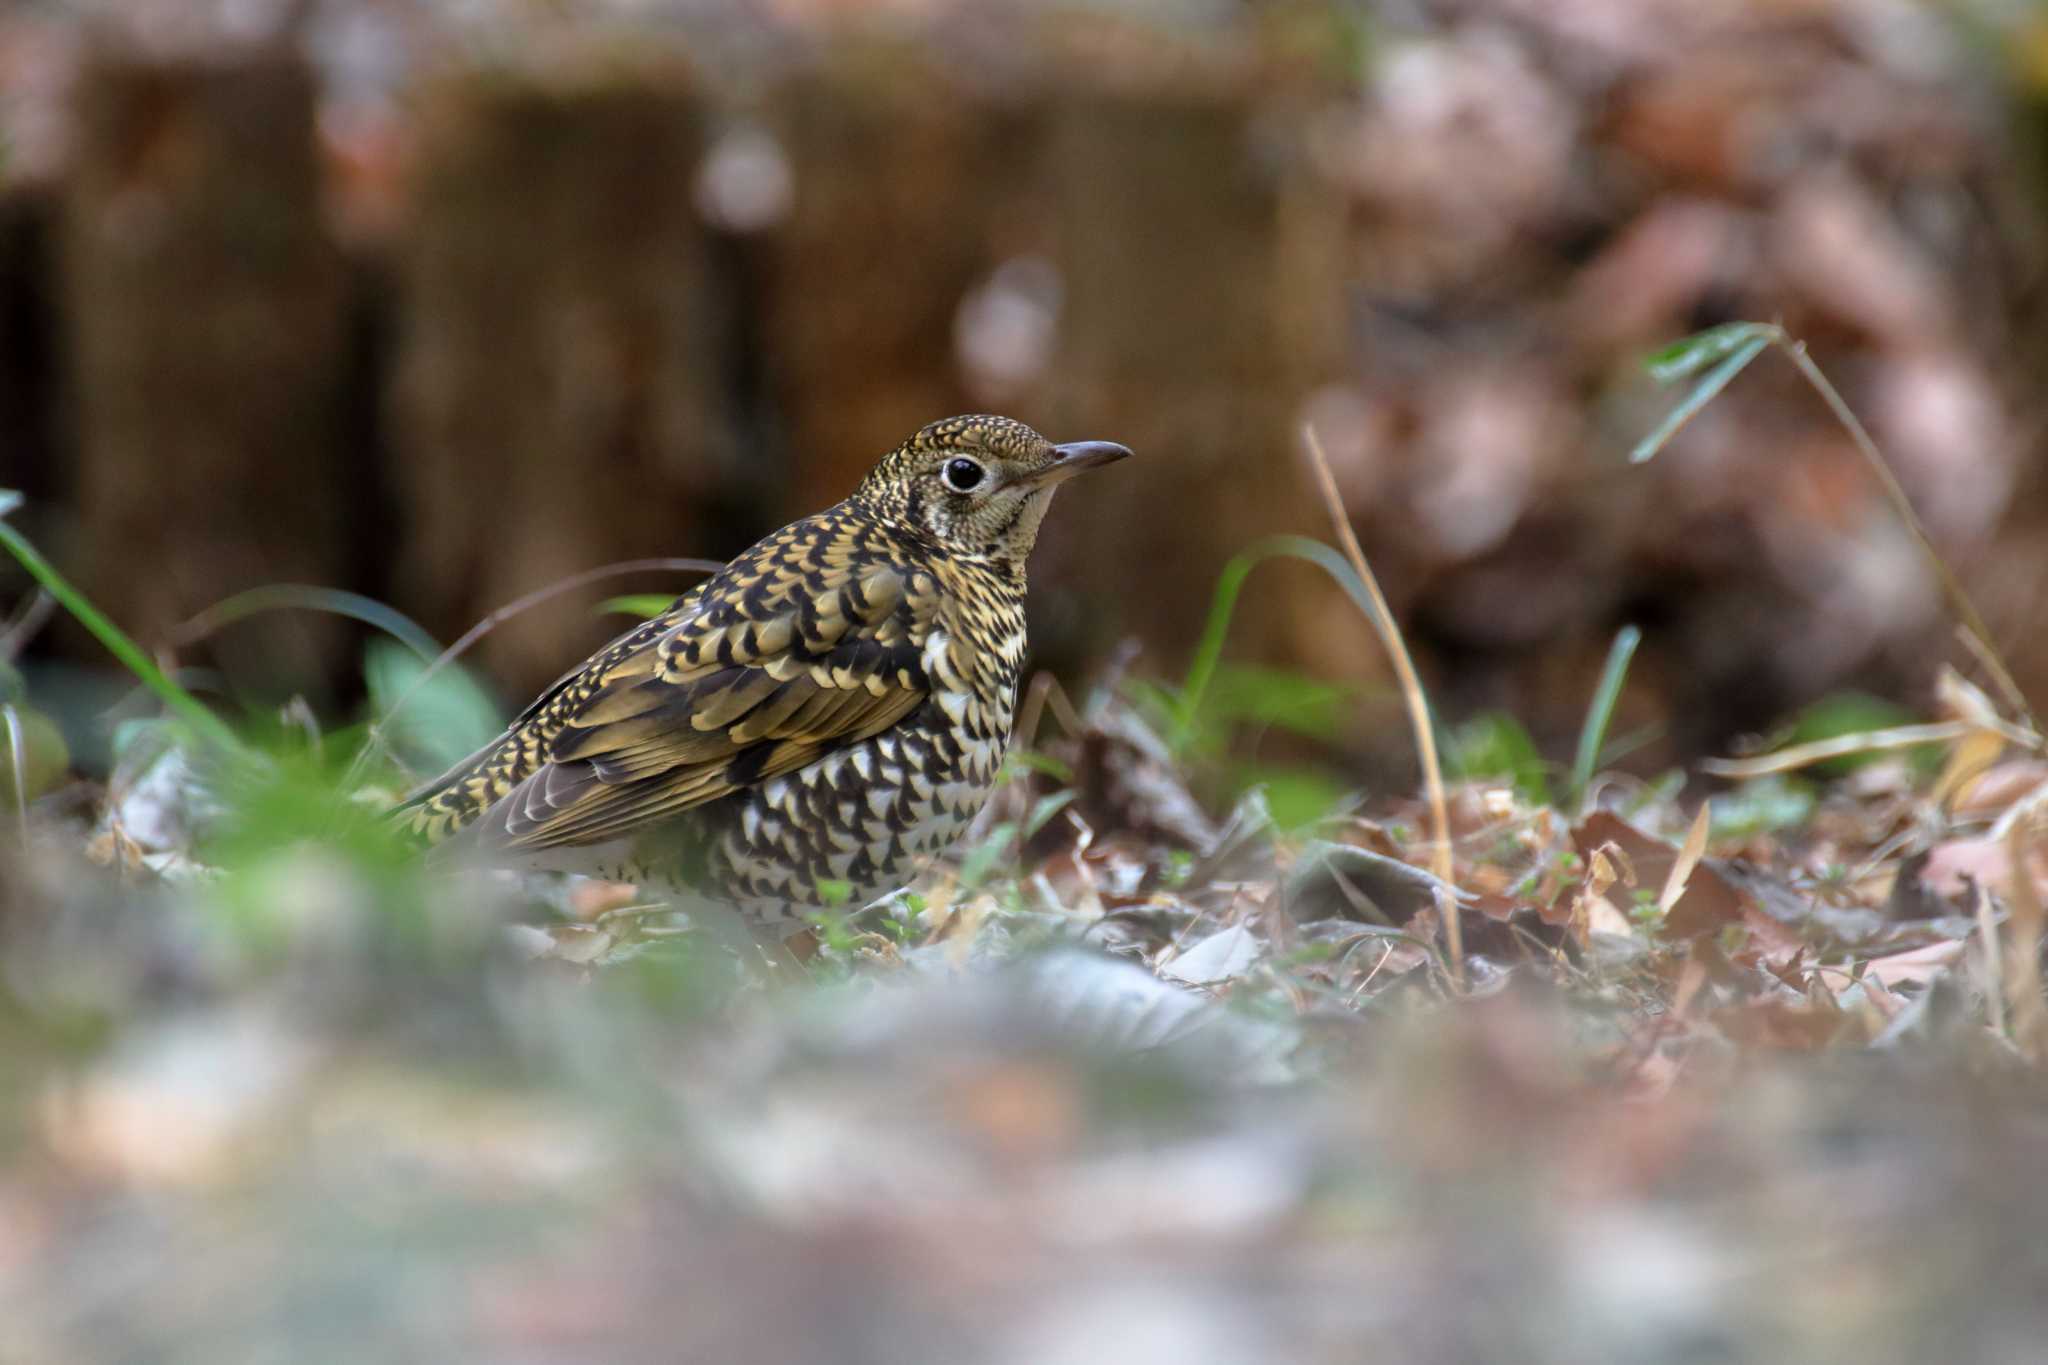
1031,439 -> 1133,487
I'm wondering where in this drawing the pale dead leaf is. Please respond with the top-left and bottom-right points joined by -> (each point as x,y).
1936,665 -> 2005,731
1932,725 -> 2005,812
1585,895 -> 1633,938
1951,761 -> 2048,821
1837,939 -> 1967,990
1572,811 -> 1750,938
1920,836 -> 2048,906
1657,803 -> 1711,916
1159,924 -> 1261,987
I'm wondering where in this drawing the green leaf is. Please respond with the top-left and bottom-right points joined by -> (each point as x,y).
1785,691 -> 1934,776
1710,776 -> 1816,840
1630,331 -> 1773,464
1024,789 -> 1078,839
1643,322 -> 1779,383
1003,749 -> 1074,785
597,594 -> 677,619
956,821 -> 1017,889
0,703 -> 68,807
1447,711 -> 1551,806
364,638 -> 502,776
1236,768 -> 1349,832
1123,678 -> 1184,738
1198,663 -> 1357,743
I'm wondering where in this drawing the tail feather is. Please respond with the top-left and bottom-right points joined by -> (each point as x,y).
391,726 -> 541,845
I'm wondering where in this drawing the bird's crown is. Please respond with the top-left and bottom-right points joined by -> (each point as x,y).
852,414 -> 1130,565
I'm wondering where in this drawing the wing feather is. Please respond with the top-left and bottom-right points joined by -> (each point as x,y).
493,540 -> 931,851
397,510 -> 940,852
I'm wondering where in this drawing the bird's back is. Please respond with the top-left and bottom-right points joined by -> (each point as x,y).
395,498 -> 973,857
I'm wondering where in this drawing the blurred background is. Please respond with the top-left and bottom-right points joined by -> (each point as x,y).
7,5 -> 2048,1362
7,0 -> 2048,784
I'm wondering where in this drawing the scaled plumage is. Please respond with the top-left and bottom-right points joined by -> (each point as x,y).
397,415 -> 1130,937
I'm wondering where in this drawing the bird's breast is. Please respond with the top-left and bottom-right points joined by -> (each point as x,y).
699,687 -> 1015,915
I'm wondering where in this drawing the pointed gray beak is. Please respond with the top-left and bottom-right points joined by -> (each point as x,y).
1033,439 -> 1133,486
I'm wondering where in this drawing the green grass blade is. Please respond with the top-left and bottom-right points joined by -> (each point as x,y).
1570,624 -> 1641,804
178,583 -> 442,659
1175,551 -> 1260,750
1643,322 -> 1778,383
1630,332 -> 1771,463
597,594 -> 677,620
0,500 -> 242,752
1175,534 -> 1403,754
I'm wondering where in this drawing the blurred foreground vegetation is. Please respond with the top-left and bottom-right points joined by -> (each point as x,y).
5,2 -> 2048,1358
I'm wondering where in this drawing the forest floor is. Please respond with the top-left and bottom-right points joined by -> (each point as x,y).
2,640 -> 2045,1363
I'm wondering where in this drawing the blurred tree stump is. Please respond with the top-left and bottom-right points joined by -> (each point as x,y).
760,42 -> 1014,512
58,44 -> 348,694
1040,77 -> 1371,684
391,67 -> 730,700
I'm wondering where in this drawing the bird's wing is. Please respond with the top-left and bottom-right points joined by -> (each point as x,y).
471,558 -> 938,850
393,585 -> 707,845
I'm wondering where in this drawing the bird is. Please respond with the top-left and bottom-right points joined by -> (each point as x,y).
396,414 -> 1131,944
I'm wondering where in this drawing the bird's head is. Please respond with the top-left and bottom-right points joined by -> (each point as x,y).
855,415 -> 1131,566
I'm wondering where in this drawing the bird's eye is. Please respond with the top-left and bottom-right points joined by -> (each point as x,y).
942,457 -> 986,493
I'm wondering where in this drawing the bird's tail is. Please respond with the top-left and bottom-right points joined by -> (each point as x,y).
389,729 -> 526,846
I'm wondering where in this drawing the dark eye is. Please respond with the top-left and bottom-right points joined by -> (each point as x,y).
942,457 -> 986,493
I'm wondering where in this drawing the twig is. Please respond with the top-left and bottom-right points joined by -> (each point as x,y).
1301,423 -> 1461,987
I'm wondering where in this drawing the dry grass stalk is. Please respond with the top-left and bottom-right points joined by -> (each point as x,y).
2005,815 -> 2048,1062
1780,338 -> 2034,731
1301,423 -> 1461,986
1977,880 -> 2007,1041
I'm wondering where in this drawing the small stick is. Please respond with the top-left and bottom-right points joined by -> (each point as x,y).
1301,424 -> 1461,987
